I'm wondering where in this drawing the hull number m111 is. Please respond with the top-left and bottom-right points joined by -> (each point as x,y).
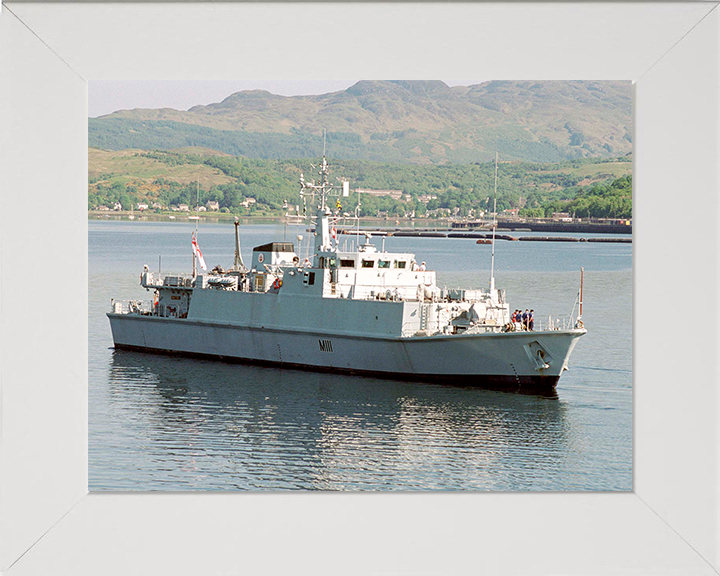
319,339 -> 334,353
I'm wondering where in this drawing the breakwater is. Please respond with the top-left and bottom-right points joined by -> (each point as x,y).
451,220 -> 632,234
338,228 -> 632,243
497,221 -> 632,234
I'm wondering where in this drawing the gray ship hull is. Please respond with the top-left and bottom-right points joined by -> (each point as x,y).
108,313 -> 584,392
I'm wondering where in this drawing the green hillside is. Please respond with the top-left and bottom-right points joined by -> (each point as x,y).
89,148 -> 632,219
90,80 -> 632,164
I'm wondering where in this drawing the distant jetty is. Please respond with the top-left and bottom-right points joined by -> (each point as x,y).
452,219 -> 633,235
338,228 -> 631,244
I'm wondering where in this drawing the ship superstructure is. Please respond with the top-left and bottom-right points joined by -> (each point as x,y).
108,155 -> 586,392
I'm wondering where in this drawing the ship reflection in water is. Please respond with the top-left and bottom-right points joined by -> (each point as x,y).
91,350 -> 583,491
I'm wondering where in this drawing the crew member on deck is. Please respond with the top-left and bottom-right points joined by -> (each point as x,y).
419,261 -> 426,271
529,309 -> 535,331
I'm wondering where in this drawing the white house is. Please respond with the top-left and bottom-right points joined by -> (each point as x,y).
356,188 -> 403,200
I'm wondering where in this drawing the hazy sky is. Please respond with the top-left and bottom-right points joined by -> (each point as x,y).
89,79 -> 486,118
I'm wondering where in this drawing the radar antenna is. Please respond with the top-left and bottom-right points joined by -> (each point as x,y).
298,135 -> 347,254
299,131 -> 339,213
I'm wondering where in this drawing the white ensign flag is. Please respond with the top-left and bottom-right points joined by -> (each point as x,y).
192,233 -> 207,271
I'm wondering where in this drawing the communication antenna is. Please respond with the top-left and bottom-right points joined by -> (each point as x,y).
489,152 -> 498,293
579,267 -> 584,319
192,177 -> 200,277
355,188 -> 362,249
298,133 -> 335,213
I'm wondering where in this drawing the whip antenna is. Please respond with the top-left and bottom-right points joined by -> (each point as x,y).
490,152 -> 498,293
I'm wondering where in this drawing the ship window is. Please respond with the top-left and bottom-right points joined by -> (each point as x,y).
340,259 -> 355,268
394,261 -> 407,269
319,257 -> 325,268
361,260 -> 374,268
378,260 -> 390,269
308,272 -> 315,285
328,257 -> 337,268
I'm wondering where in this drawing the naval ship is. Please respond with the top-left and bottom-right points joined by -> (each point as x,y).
108,156 -> 586,393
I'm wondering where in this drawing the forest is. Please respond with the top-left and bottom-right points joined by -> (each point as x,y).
88,150 -> 632,219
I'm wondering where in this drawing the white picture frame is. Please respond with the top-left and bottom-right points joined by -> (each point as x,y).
1,2 -> 718,574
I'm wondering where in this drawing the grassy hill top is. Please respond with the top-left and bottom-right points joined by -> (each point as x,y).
89,148 -> 234,188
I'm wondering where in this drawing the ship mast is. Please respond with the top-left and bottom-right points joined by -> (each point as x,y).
318,129 -> 331,211
579,267 -> 584,319
299,130 -> 337,256
233,217 -> 246,271
489,152 -> 498,294
192,178 -> 200,278
196,178 -> 200,230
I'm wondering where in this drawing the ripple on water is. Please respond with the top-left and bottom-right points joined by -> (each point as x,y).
89,223 -> 632,491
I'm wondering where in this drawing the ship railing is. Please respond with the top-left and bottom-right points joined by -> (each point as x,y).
402,314 -> 580,337
110,299 -> 153,315
402,321 -> 426,337
352,285 -> 409,302
141,271 -> 195,288
402,322 -> 439,337
401,319 -> 457,337
401,323 -> 414,337
536,315 -> 579,332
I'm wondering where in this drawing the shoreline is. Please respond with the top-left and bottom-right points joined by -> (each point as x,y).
89,213 -> 632,243
88,211 -> 458,228
88,211 -> 633,232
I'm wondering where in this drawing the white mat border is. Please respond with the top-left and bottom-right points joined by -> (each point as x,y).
1,3 -> 718,574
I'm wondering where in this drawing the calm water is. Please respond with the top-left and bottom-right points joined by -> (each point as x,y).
89,220 -> 632,491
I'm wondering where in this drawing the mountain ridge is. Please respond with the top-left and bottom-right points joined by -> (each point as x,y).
90,80 -> 632,164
